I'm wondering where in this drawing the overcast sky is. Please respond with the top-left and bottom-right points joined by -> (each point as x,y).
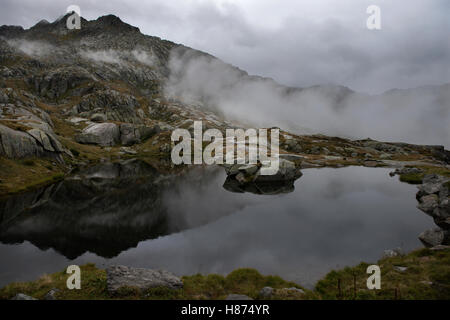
1,0 -> 449,93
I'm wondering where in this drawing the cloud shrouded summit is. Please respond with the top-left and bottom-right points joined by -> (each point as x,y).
1,0 -> 449,94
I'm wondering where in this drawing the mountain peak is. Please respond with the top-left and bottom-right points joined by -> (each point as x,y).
95,14 -> 140,33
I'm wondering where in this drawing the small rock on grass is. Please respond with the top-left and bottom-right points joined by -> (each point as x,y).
44,288 -> 60,300
283,287 -> 305,294
259,286 -> 274,298
106,265 -> 183,293
383,248 -> 403,258
226,294 -> 253,300
11,293 -> 37,300
393,266 -> 408,272
120,146 -> 137,155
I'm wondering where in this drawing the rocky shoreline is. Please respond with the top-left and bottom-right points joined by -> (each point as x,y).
4,245 -> 449,300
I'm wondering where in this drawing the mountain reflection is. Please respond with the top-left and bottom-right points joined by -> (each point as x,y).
0,160 -> 228,259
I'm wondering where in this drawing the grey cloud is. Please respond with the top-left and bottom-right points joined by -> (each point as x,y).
1,0 -> 448,93
165,48 -> 450,147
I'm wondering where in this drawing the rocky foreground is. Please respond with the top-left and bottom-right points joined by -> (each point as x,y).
2,246 -> 449,300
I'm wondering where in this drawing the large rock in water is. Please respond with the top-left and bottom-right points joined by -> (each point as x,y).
256,158 -> 302,182
416,174 -> 450,229
222,159 -> 302,195
224,159 -> 302,183
76,122 -> 120,146
106,265 -> 183,293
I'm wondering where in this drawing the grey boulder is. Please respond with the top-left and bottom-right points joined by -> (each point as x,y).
259,286 -> 274,298
76,122 -> 120,147
27,128 -> 64,153
11,293 -> 37,300
419,228 -> 449,247
255,159 -> 302,182
119,123 -> 159,146
44,288 -> 60,300
0,124 -> 42,158
106,265 -> 183,293
90,113 -> 107,123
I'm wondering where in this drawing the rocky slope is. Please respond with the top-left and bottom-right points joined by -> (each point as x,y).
0,13 -> 449,164
0,13 -> 449,248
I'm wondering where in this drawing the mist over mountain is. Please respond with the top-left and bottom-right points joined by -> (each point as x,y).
1,13 -> 449,148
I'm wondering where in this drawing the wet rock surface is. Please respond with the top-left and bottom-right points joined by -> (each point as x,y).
414,174 -> 450,246
416,174 -> 450,231
223,159 -> 303,195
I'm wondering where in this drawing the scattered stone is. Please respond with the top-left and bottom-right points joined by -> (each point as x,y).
11,293 -> 37,300
383,248 -> 402,258
389,167 -> 423,177
283,138 -> 302,153
106,265 -> 183,293
419,228 -> 448,247
159,143 -> 171,153
419,174 -> 446,194
310,146 -> 321,154
416,174 -> 450,229
284,287 -> 305,294
90,113 -> 107,123
44,288 -> 60,300
323,155 -> 342,161
279,154 -> 304,162
67,117 -> 89,124
363,160 -> 382,167
120,147 -> 137,155
417,194 -> 439,216
225,294 -> 253,300
430,245 -> 450,251
259,286 -> 274,298
393,266 -> 408,272
119,124 -> 159,146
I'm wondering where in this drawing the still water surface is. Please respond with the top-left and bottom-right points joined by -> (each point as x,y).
0,163 -> 433,288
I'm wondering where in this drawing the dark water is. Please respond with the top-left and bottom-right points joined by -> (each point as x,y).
0,161 -> 434,288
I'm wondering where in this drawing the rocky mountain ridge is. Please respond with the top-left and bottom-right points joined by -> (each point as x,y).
0,13 -> 449,198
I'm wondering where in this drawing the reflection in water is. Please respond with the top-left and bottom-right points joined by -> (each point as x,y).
0,160 -> 235,259
0,164 -> 434,288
